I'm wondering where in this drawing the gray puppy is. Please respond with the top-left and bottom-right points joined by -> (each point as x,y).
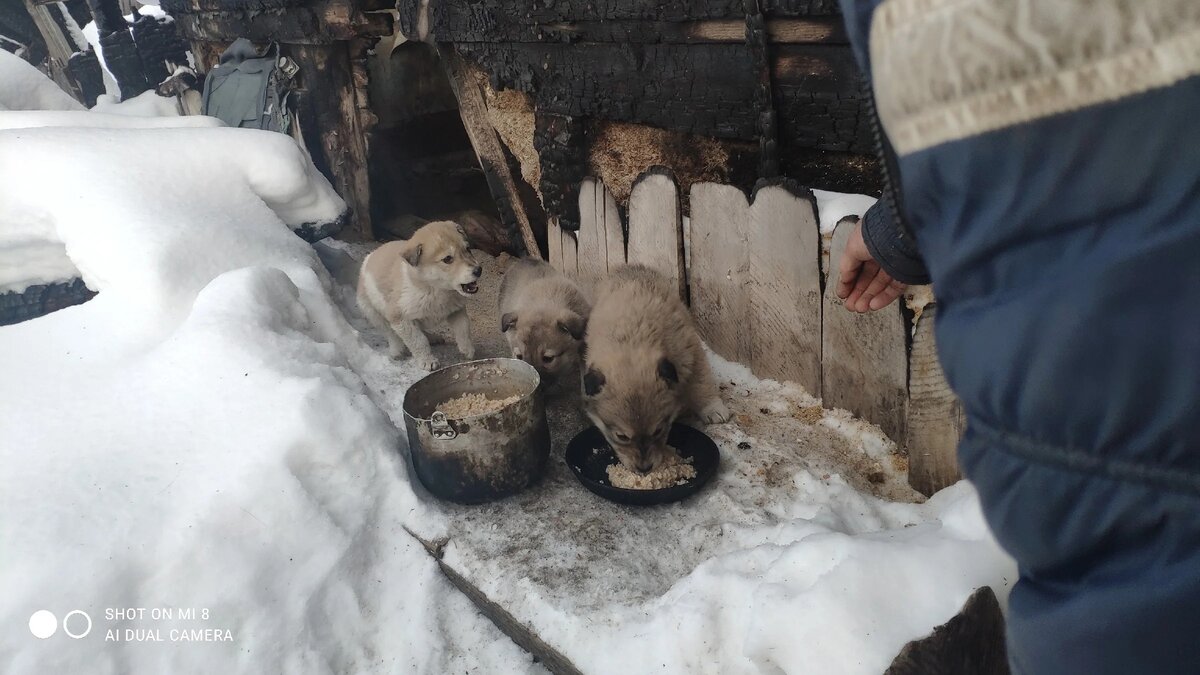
498,258 -> 590,386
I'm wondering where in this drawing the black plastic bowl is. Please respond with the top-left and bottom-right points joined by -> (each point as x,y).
565,424 -> 720,506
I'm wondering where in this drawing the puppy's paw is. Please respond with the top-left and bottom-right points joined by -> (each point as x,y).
700,398 -> 731,424
415,355 -> 440,371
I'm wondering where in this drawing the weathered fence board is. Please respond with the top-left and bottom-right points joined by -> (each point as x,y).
822,219 -> 908,445
747,184 -> 821,396
576,178 -> 624,287
547,215 -> 564,272
549,177 -> 965,493
688,182 -> 753,365
906,304 -> 965,496
626,169 -> 685,300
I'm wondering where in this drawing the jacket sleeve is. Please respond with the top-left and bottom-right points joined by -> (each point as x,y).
860,197 -> 931,285
839,0 -> 931,286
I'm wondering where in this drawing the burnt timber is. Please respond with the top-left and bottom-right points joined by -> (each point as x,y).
399,0 -> 878,233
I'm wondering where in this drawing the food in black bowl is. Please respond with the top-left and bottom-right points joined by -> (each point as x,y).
565,424 -> 720,506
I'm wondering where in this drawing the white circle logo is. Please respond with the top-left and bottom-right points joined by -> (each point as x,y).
63,610 -> 92,639
28,610 -> 57,639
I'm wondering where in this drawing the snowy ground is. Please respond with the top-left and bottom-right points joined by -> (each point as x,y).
0,106 -> 541,674
320,245 -> 1014,675
1,67 -> 1015,674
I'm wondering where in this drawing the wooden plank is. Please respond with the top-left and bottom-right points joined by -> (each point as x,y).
574,178 -> 611,288
22,0 -> 82,101
602,182 -> 626,273
560,225 -> 578,281
688,182 -> 752,365
905,304 -> 965,496
626,169 -> 684,300
546,216 -> 564,271
747,183 -> 821,396
289,43 -> 372,241
439,46 -> 540,255
404,529 -> 585,675
821,219 -> 908,444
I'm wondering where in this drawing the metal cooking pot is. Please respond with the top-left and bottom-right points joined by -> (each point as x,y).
402,358 -> 550,504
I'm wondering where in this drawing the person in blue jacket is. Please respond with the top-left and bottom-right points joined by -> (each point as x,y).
834,1 -> 1200,672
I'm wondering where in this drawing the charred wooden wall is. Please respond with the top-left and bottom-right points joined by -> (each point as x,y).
163,0 -> 393,241
399,0 -> 878,247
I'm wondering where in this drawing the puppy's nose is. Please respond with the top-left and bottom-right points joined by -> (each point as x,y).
472,265 -> 482,278
636,458 -> 654,473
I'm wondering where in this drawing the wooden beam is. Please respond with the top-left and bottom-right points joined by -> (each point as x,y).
821,219 -> 908,444
172,5 -> 393,45
289,43 -> 373,241
440,45 -> 540,255
22,0 -> 83,102
905,303 -> 965,496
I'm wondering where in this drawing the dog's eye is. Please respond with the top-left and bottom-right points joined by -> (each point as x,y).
442,255 -> 454,264
613,431 -> 631,444
542,353 -> 555,364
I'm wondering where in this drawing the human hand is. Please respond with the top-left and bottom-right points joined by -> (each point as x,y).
836,220 -> 906,313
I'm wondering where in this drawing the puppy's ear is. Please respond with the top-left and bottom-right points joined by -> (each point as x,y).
403,243 -> 423,267
583,368 -> 605,396
557,312 -> 587,341
657,357 -> 679,386
500,312 -> 518,333
454,222 -> 469,245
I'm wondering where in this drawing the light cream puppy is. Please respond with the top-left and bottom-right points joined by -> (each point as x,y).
582,264 -> 730,473
357,221 -> 482,371
498,258 -> 590,386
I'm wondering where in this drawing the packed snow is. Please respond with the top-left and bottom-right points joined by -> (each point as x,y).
0,50 -> 86,112
1,63 -> 1013,674
813,189 -> 878,234
0,110 -> 541,673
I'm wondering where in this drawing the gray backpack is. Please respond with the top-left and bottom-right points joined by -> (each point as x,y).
201,39 -> 297,133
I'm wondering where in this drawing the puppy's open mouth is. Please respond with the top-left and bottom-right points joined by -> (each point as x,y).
459,282 -> 479,295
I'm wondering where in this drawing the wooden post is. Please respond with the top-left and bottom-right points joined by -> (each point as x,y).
22,0 -> 83,102
289,43 -> 373,241
821,218 -> 908,445
905,304 -> 965,496
439,45 -> 539,255
626,169 -> 684,301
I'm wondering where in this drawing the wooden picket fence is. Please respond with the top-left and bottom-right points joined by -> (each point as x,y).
546,170 -> 964,495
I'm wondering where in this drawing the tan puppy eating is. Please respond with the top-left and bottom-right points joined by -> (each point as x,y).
357,221 -> 481,371
498,257 -> 590,387
582,264 -> 730,473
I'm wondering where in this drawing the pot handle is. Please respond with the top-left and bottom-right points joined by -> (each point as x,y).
429,411 -> 458,440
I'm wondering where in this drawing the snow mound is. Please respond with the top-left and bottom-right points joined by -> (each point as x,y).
92,90 -> 188,118
0,50 -> 86,112
0,110 -> 221,130
0,123 -> 538,672
813,189 -> 878,234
